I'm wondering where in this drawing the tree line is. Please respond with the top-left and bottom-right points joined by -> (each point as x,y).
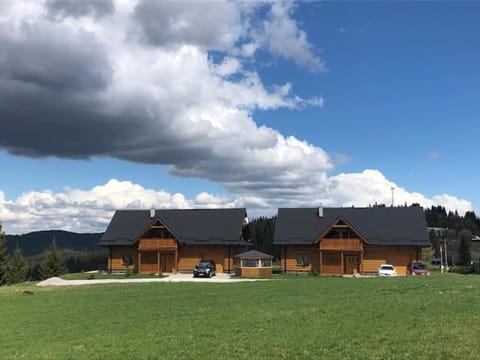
0,223 -> 107,285
425,206 -> 480,267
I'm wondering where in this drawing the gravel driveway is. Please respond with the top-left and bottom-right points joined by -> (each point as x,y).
36,273 -> 267,287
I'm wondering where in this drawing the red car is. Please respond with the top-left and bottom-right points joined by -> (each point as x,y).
409,261 -> 430,276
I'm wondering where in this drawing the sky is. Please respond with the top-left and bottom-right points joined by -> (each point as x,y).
0,0 -> 479,234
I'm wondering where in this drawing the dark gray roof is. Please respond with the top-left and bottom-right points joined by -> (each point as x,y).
274,206 -> 430,246
100,208 -> 248,246
234,249 -> 274,259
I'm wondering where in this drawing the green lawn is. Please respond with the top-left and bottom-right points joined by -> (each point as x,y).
1,275 -> 480,359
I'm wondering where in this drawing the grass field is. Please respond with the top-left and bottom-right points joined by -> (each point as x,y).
1,274 -> 480,359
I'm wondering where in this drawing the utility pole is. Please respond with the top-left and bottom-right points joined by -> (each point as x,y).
444,235 -> 449,272
391,187 -> 395,207
440,244 -> 444,274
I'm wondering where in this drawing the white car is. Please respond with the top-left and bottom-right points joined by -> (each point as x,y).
378,264 -> 397,276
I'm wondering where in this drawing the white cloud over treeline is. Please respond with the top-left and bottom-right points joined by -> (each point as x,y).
0,175 -> 472,234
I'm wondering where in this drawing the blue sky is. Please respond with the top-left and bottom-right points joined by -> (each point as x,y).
0,0 -> 478,234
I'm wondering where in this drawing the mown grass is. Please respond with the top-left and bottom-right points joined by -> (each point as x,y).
1,275 -> 480,359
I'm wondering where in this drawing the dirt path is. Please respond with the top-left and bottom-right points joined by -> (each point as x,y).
36,273 -> 267,287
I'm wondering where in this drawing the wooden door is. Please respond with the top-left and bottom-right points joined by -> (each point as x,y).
345,255 -> 360,274
161,254 -> 175,273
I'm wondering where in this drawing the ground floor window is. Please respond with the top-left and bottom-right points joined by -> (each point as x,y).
122,254 -> 134,266
142,252 -> 157,264
242,259 -> 258,267
323,253 -> 341,265
296,254 -> 309,266
261,259 -> 272,267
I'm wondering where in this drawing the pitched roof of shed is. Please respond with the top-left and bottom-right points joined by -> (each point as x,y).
274,206 -> 430,246
100,208 -> 248,246
234,249 -> 274,259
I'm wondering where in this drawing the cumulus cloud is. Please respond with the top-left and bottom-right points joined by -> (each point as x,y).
46,0 -> 114,20
0,176 -> 473,234
256,1 -> 327,72
0,179 -> 212,234
133,0 -> 243,51
0,0 -> 327,193
0,1 -> 472,233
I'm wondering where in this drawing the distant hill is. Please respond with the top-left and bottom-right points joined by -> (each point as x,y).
6,230 -> 103,257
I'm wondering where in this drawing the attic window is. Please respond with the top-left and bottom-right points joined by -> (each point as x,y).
144,228 -> 173,239
325,228 -> 360,239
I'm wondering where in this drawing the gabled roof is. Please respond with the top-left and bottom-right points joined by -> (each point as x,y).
274,206 -> 430,246
100,208 -> 248,246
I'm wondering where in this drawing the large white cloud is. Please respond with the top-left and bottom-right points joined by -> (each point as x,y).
0,176 -> 473,234
0,1 -> 473,234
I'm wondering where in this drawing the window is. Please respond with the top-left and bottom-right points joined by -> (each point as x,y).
122,254 -> 134,266
144,228 -> 173,239
243,259 -> 258,267
325,228 -> 360,239
296,255 -> 308,266
261,259 -> 272,267
142,253 -> 157,264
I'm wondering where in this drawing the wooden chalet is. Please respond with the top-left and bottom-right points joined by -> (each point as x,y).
274,206 -> 430,276
99,208 -> 251,274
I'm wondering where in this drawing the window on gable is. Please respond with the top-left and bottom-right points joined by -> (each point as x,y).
144,227 -> 173,239
296,254 -> 309,266
325,228 -> 360,239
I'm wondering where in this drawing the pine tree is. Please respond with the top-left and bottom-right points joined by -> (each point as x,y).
0,223 -> 7,286
39,240 -> 67,279
6,244 -> 28,285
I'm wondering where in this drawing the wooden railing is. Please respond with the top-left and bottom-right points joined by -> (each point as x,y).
138,238 -> 177,250
320,238 -> 362,250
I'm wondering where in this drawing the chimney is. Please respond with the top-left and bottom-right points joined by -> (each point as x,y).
318,206 -> 323,217
149,208 -> 155,218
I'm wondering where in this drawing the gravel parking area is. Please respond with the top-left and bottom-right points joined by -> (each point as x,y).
36,273 -> 267,287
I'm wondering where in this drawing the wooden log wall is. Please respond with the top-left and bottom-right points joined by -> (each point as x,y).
109,246 -> 138,271
363,246 -> 418,275
281,246 -> 320,272
235,267 -> 272,278
178,246 -> 234,273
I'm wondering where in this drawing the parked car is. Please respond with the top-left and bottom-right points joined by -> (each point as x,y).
193,260 -> 216,278
378,264 -> 397,276
408,261 -> 430,276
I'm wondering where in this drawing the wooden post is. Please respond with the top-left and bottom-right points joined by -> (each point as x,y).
157,251 -> 161,274
138,252 -> 141,273
360,251 -> 364,274
174,250 -> 178,274
319,250 -> 323,274
341,252 -> 344,275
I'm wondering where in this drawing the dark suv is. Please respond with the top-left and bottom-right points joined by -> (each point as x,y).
193,260 -> 216,278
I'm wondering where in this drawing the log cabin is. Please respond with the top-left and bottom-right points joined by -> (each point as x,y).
99,208 -> 251,274
274,206 -> 430,276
